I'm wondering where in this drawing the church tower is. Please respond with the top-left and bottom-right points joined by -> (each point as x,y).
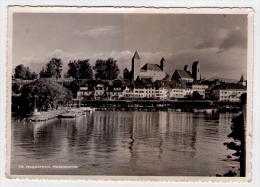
160,57 -> 166,71
192,61 -> 200,82
238,74 -> 246,86
132,51 -> 141,80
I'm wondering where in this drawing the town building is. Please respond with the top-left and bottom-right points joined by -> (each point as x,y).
188,83 -> 208,98
76,79 -> 124,100
213,83 -> 246,102
106,80 -> 124,100
76,80 -> 95,100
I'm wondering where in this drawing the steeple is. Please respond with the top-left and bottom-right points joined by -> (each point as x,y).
132,50 -> 141,60
132,51 -> 141,80
238,74 -> 246,86
239,74 -> 244,82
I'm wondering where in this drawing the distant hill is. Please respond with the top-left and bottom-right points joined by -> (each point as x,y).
207,76 -> 239,83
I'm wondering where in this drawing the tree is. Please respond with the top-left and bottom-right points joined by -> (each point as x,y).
14,64 -> 38,80
12,83 -> 21,94
93,58 -> 119,80
31,72 -> 38,79
192,91 -> 203,100
123,68 -> 130,79
39,67 -> 48,78
240,93 -> 247,105
64,72 -> 70,78
20,79 -> 72,111
40,58 -> 63,78
67,59 -> 93,79
14,64 -> 27,79
78,59 -> 93,79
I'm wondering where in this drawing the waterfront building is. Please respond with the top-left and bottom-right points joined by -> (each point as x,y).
76,80 -> 95,100
125,51 -> 167,81
77,79 -> 125,100
213,83 -> 246,102
155,80 -> 180,99
93,80 -> 106,100
170,87 -> 184,99
122,80 -> 135,99
189,83 -> 208,98
106,80 -> 124,100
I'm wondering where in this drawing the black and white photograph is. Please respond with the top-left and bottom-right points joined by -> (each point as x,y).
7,7 -> 253,181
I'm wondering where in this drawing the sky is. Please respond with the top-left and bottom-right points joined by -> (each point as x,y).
13,13 -> 248,80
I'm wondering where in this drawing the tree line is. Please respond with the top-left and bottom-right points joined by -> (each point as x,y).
14,57 -> 120,80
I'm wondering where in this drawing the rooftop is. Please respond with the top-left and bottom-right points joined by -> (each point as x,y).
175,70 -> 194,80
132,51 -> 141,60
215,83 -> 246,90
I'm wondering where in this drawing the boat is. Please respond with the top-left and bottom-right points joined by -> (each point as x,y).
78,107 -> 95,112
58,110 -> 85,118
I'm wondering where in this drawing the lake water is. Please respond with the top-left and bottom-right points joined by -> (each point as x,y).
11,111 -> 240,176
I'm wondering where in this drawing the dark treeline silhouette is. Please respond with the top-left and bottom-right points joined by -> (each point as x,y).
14,57 -> 120,80
14,64 -> 38,80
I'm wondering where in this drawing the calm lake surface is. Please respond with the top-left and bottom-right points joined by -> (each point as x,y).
11,111 -> 240,176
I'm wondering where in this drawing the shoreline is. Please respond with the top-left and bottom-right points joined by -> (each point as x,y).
14,106 -> 240,122
16,108 -> 68,122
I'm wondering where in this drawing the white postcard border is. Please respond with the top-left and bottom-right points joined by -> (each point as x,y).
5,6 -> 255,183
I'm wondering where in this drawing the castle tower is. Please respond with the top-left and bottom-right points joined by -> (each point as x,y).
192,61 -> 200,82
132,51 -> 141,80
160,57 -> 166,71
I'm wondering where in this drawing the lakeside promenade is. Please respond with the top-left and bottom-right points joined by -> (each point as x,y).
13,99 -> 243,122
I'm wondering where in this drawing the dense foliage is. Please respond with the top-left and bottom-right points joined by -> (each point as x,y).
40,58 -> 63,78
67,59 -> 93,79
14,64 -> 38,80
20,79 -> 72,111
93,58 -> 119,80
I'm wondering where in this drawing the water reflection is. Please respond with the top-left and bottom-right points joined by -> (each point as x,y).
12,119 -> 62,159
11,111 -> 239,176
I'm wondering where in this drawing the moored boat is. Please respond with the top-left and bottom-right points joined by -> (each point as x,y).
58,110 -> 85,118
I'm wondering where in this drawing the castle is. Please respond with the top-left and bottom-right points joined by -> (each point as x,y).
123,51 -> 167,81
124,51 -> 201,83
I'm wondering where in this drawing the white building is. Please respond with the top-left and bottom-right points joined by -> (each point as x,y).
213,83 -> 246,102
191,83 -> 208,98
